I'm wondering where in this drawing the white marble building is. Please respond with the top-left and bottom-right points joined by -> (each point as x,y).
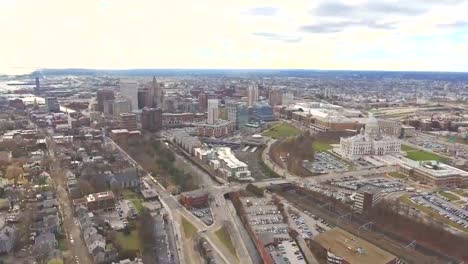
340,115 -> 401,159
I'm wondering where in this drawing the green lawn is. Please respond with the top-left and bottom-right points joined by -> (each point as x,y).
215,226 -> 237,259
116,229 -> 141,252
121,190 -> 144,214
402,145 -> 448,162
399,195 -> 468,232
263,122 -> 301,139
439,191 -> 460,201
130,198 -> 144,214
312,140 -> 334,152
388,171 -> 407,179
181,216 -> 198,239
453,189 -> 468,197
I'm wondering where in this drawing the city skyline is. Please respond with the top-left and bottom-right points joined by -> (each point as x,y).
1,0 -> 468,73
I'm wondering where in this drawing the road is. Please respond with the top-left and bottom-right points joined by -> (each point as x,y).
47,138 -> 92,264
106,137 -> 253,264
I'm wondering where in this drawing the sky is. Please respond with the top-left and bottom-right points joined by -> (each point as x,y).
1,0 -> 468,72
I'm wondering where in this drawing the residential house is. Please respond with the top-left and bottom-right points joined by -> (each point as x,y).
108,167 -> 139,190
0,226 -> 16,254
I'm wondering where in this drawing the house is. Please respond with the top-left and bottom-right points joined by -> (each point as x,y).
42,214 -> 61,234
33,232 -> 57,256
108,168 -> 139,190
0,226 -> 16,254
67,178 -> 81,199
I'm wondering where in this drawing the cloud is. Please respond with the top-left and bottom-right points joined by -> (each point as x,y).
437,20 -> 468,28
245,6 -> 278,16
300,20 -> 397,34
252,32 -> 302,43
313,1 -> 428,19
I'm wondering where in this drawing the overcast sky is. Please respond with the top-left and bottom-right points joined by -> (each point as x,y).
1,0 -> 468,72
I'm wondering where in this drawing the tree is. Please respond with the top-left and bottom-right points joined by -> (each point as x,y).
5,165 -> 23,180
47,259 -> 64,264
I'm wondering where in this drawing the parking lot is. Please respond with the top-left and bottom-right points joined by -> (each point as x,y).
289,209 -> 334,239
190,207 -> 213,225
329,177 -> 407,193
411,194 -> 468,229
303,152 -> 350,174
242,197 -> 289,240
97,199 -> 139,231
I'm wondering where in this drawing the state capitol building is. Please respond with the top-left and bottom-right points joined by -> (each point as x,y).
340,115 -> 401,159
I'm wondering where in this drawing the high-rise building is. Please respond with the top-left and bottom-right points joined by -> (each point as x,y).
120,80 -> 138,111
138,88 -> 148,109
282,92 -> 294,106
251,103 -> 275,122
226,101 -> 238,125
247,84 -> 259,107
146,76 -> 164,108
236,103 -> 249,129
45,97 -> 60,112
198,92 -> 216,112
268,90 -> 282,106
119,113 -> 137,131
97,89 -> 115,112
35,77 -> 40,95
103,100 -> 114,116
113,99 -> 132,117
141,107 -> 163,132
207,99 -> 219,124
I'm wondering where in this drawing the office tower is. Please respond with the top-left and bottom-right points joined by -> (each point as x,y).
120,80 -> 138,111
323,87 -> 333,99
146,76 -> 164,108
138,89 -> 148,109
113,99 -> 132,117
226,101 -> 238,123
141,107 -> 163,132
45,97 -> 60,112
207,99 -> 219,124
236,103 -> 249,129
119,113 -> 137,131
35,77 -> 40,95
282,92 -> 294,106
251,103 -> 275,122
103,100 -> 114,116
198,92 -> 216,112
248,84 -> 259,107
97,89 -> 115,112
269,90 -> 282,106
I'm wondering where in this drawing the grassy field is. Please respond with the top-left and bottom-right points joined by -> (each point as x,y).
439,191 -> 460,201
181,216 -> 198,239
399,195 -> 468,232
116,229 -> 141,252
122,190 -> 145,214
263,122 -> 301,139
215,226 -> 237,259
402,145 -> 448,162
312,140 -> 334,152
388,171 -> 407,179
453,189 -> 468,197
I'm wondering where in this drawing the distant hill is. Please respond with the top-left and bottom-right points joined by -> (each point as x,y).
31,68 -> 468,80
